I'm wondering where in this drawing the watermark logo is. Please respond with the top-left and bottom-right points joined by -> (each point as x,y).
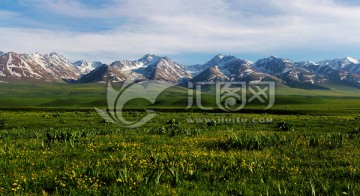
95,79 -> 175,128
187,81 -> 275,111
96,80 -> 275,127
186,117 -> 273,124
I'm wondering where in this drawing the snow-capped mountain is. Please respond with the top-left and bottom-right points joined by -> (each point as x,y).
318,57 -> 358,69
141,56 -> 192,82
296,57 -> 360,87
253,56 -> 294,75
253,56 -> 360,88
78,54 -> 192,83
202,54 -> 239,69
138,54 -> 161,65
21,52 -> 80,81
317,57 -> 360,75
294,61 -> 319,67
190,55 -> 278,83
0,50 -> 360,89
73,60 -> 102,75
77,64 -> 125,83
0,51 -> 4,56
0,52 -> 80,82
253,56 -> 330,89
186,54 -> 249,75
0,52 -> 45,82
191,66 -> 229,82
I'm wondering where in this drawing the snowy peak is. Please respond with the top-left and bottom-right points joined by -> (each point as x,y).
190,55 -> 276,83
138,54 -> 161,65
79,54 -> 192,83
0,51 -> 83,82
344,56 -> 358,64
0,51 -> 4,56
191,66 -> 228,82
0,52 -> 22,78
187,54 -> 252,76
77,64 -> 113,83
216,54 -> 225,59
1,50 -> 360,89
254,56 -> 360,88
255,56 -> 291,65
212,54 -> 228,61
73,60 -> 89,67
315,56 -> 360,76
252,56 -> 328,88
73,60 -> 102,75
204,54 -> 239,68
317,57 -> 359,70
253,56 -> 293,75
110,60 -> 142,70
0,52 -> 64,81
294,61 -> 319,67
73,60 -> 102,68
143,56 -> 192,82
266,55 -> 292,62
49,52 -> 62,58
22,52 -> 80,79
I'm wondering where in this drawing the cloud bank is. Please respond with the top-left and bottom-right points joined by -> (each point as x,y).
1,0 -> 360,64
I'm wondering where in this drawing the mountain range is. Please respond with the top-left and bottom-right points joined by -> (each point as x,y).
0,51 -> 360,89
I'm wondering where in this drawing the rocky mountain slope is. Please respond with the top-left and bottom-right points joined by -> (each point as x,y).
0,50 -> 359,89
0,52 -> 80,82
78,54 -> 191,83
189,54 -> 279,83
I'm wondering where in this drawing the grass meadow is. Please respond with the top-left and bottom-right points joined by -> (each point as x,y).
0,83 -> 360,195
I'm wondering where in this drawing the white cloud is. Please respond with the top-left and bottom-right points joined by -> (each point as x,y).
1,0 -> 360,63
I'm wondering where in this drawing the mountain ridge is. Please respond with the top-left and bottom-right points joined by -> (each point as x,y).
0,51 -> 359,89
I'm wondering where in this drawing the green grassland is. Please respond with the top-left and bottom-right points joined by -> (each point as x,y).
0,83 -> 360,113
0,83 -> 360,195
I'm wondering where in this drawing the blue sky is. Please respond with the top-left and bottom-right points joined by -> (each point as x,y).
1,0 -> 360,64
